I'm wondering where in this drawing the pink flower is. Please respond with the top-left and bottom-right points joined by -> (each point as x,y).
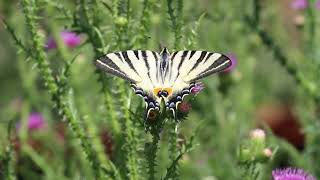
272,168 -> 316,180
223,53 -> 237,73
249,129 -> 266,140
16,112 -> 47,131
291,0 -> 308,10
191,83 -> 205,95
316,0 -> 320,9
178,102 -> 192,113
263,148 -> 273,157
46,31 -> 81,50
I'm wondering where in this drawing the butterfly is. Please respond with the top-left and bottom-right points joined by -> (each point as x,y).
95,48 -> 232,121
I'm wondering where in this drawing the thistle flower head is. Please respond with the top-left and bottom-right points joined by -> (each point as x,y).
272,168 -> 316,180
178,102 -> 192,113
191,83 -> 205,95
316,0 -> 320,9
291,0 -> 308,10
223,53 -> 237,73
17,112 -> 47,131
46,31 -> 81,50
249,128 -> 266,140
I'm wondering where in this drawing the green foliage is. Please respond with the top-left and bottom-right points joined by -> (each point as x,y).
1,0 -> 320,179
1,119 -> 17,180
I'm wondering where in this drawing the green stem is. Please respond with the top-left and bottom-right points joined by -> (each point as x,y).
77,0 -> 121,139
245,4 -> 320,104
167,121 -> 179,179
3,119 -> 17,180
118,81 -> 140,180
19,0 -> 118,179
136,0 -> 155,48
111,1 -> 140,179
252,0 -> 260,25
147,135 -> 160,180
186,12 -> 205,49
167,0 -> 183,49
306,4 -> 316,61
163,123 -> 199,180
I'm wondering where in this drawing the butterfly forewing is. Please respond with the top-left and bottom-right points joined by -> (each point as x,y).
96,50 -> 160,87
96,50 -> 162,118
165,50 -> 231,116
171,50 -> 231,83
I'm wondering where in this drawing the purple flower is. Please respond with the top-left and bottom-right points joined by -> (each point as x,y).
223,53 -> 237,73
17,112 -> 47,131
178,102 -> 192,113
316,0 -> 320,9
272,168 -> 316,180
191,83 -> 205,95
291,0 -> 308,10
46,31 -> 81,50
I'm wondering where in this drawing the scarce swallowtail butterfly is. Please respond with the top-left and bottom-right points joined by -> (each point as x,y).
95,48 -> 232,121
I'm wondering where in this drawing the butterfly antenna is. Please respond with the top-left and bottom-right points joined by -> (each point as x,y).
158,42 -> 169,53
158,42 -> 164,51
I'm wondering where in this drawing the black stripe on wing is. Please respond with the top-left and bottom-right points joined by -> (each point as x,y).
173,51 -> 189,83
141,51 -> 152,82
204,52 -> 213,63
170,50 -> 231,83
191,54 -> 231,81
189,50 -> 197,59
133,50 -> 140,59
168,52 -> 178,82
95,55 -> 138,82
187,51 -> 207,75
121,51 -> 139,74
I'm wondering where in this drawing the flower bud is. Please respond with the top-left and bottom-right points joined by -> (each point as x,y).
249,129 -> 265,140
263,148 -> 273,158
115,17 -> 128,27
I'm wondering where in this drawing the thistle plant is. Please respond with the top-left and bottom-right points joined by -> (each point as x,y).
6,0 -> 119,178
2,0 -> 320,179
1,119 -> 17,180
237,129 -> 275,180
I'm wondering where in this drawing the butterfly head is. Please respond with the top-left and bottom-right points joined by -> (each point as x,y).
160,47 -> 169,56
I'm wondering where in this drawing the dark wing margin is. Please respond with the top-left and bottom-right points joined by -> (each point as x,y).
95,50 -> 147,83
191,54 -> 231,81
95,55 -> 137,82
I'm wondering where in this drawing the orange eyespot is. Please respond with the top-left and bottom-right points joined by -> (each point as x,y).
163,88 -> 173,96
153,87 -> 173,97
153,88 -> 162,97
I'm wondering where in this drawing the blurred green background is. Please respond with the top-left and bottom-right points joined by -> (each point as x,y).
1,0 -> 320,179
